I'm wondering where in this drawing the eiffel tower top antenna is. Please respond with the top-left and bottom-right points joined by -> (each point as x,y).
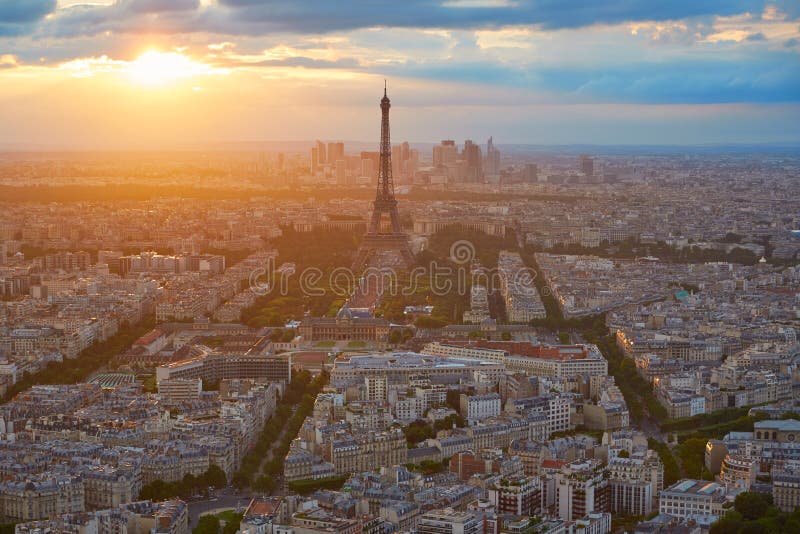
377,80 -> 394,202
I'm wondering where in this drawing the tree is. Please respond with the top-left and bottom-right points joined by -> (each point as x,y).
389,330 -> 403,344
419,460 -> 446,475
677,438 -> 712,479
415,316 -> 448,329
446,389 -> 461,411
202,464 -> 228,488
269,329 -> 284,342
221,513 -> 243,534
287,475 -> 348,495
434,413 -> 465,431
720,232 -> 743,243
709,511 -> 743,534
193,515 -> 220,534
734,492 -> 772,521
738,522 -> 768,534
404,420 -> 436,446
182,473 -> 197,489
253,474 -> 276,494
281,329 -> 296,342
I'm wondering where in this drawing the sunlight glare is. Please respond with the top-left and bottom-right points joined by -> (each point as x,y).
127,51 -> 219,86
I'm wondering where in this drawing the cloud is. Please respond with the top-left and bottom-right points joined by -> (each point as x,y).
0,0 -> 56,23
34,0 -> 795,39
218,56 -> 361,70
39,0 -> 205,38
534,55 -> 800,104
0,0 -> 57,36
125,0 -> 199,13
1,0 -> 798,110
0,54 -> 19,68
213,1 -> 779,34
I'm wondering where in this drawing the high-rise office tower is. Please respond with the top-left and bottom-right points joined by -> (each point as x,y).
311,147 -> 319,174
580,154 -> 594,176
407,148 -> 419,175
433,140 -> 457,167
335,159 -> 347,185
392,145 -> 402,180
400,141 -> 410,162
524,163 -> 538,182
463,139 -> 483,182
315,140 -> 327,165
328,141 -> 344,164
361,158 -> 374,179
485,136 -> 500,176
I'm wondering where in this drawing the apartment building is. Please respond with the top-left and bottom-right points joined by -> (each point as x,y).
555,460 -> 609,522
658,480 -> 727,524
417,509 -> 481,534
460,393 -> 501,423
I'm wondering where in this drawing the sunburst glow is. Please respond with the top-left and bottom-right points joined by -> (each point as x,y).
127,51 -> 221,86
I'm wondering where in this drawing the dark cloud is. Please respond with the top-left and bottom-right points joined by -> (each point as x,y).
125,0 -> 200,13
35,0 -> 794,39
212,0 -> 776,33
40,1 -> 202,38
0,0 -> 56,36
0,0 -> 56,23
747,32 -> 767,41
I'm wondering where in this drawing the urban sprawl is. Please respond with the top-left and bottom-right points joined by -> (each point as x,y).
1,111 -> 800,534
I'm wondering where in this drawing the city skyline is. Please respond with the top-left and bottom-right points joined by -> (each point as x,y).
2,3 -> 800,532
1,1 -> 799,148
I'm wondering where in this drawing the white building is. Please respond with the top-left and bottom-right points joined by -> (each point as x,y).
417,509 -> 480,534
460,393 -> 501,424
659,480 -> 727,526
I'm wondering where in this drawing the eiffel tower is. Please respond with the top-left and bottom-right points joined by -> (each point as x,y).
352,83 -> 415,272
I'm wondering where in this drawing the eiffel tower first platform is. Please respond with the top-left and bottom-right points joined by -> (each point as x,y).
351,84 -> 415,272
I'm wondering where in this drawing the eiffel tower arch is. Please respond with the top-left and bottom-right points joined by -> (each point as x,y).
352,84 -> 415,272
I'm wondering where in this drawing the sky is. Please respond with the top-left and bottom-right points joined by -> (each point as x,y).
1,0 -> 799,148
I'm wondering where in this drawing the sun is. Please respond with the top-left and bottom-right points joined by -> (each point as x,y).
127,50 -> 218,86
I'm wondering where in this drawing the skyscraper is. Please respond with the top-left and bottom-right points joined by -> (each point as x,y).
433,140 -> 457,167
463,139 -> 483,182
335,159 -> 347,185
580,154 -> 594,176
315,140 -> 327,165
361,158 -> 374,180
327,141 -> 344,165
485,136 -> 500,176
523,163 -> 538,182
311,146 -> 319,174
361,150 -> 380,183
